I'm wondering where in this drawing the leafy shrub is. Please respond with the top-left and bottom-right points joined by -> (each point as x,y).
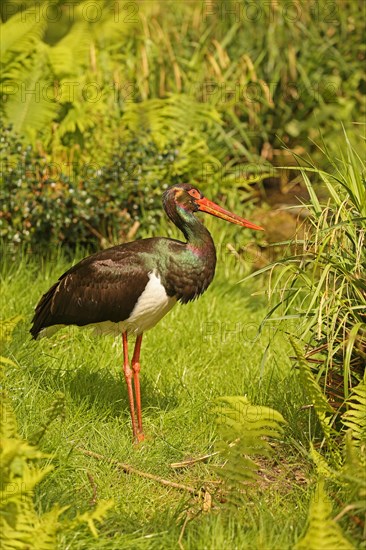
1,85 -> 271,251
0,128 -> 176,250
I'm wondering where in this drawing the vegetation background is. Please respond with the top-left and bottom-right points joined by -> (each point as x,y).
1,1 -> 365,549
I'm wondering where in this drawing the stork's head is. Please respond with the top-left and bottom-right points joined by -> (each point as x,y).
163,183 -> 264,231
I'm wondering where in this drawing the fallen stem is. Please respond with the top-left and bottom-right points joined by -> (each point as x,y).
77,447 -> 197,494
86,470 -> 98,506
178,513 -> 189,550
170,452 -> 219,469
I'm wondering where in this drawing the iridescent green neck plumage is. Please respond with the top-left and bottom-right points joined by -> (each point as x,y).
162,192 -> 217,303
163,193 -> 213,247
175,205 -> 214,249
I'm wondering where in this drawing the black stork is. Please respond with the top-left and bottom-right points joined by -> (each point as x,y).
31,184 -> 263,442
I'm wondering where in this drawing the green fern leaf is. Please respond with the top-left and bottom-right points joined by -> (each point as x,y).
4,49 -> 59,139
30,506 -> 69,550
0,394 -> 18,440
56,98 -> 105,137
30,392 -> 66,445
213,396 -> 286,501
0,316 -> 23,344
47,20 -> 91,77
1,9 -> 46,56
343,431 -> 366,472
0,429 -> 57,550
342,377 -> 366,444
0,368 -> 112,549
290,338 -> 333,440
74,499 -> 115,538
295,479 -> 354,550
122,94 -> 222,149
339,433 -> 366,518
309,444 -> 335,479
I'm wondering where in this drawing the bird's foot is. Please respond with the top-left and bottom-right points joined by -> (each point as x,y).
134,431 -> 145,444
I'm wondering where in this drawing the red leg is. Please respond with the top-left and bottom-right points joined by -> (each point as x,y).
122,331 -> 138,440
132,333 -> 144,441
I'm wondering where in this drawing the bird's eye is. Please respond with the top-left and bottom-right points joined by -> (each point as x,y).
188,189 -> 201,199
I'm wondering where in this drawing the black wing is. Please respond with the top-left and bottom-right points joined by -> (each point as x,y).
30,242 -> 152,339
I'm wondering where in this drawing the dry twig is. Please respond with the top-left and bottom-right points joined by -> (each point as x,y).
78,447 -> 196,494
170,452 -> 219,469
86,470 -> 98,506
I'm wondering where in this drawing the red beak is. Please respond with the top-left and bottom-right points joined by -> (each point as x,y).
196,197 -> 264,231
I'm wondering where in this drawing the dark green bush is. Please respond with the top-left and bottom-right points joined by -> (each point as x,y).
1,0 -> 364,252
3,119 -> 257,251
0,127 -> 185,251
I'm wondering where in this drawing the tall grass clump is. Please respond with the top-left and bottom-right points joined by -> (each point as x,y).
254,133 -> 365,424
245,133 -> 366,543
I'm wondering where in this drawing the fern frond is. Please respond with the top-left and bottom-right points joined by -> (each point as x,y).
290,338 -> 333,440
4,49 -> 59,138
213,396 -> 286,501
0,392 -> 18,440
47,20 -> 91,77
74,499 -> 115,538
0,385 -> 113,548
309,444 -> 335,479
30,392 -> 66,445
338,432 -> 366,517
0,437 -> 46,473
1,9 -> 46,56
0,316 -> 23,344
56,97 -> 106,137
343,431 -> 366,472
342,377 -> 366,444
0,422 -> 57,550
295,479 -> 354,550
122,94 -> 222,148
30,506 -> 68,550
0,503 -> 66,550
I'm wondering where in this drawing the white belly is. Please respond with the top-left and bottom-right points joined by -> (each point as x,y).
39,271 -> 177,338
125,271 -> 176,332
94,271 -> 176,336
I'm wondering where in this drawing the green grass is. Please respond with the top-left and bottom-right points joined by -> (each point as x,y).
1,226 -> 359,548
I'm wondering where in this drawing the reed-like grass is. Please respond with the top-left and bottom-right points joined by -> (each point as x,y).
246,133 -> 366,430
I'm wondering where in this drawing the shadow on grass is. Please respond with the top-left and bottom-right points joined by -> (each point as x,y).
26,361 -> 179,419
